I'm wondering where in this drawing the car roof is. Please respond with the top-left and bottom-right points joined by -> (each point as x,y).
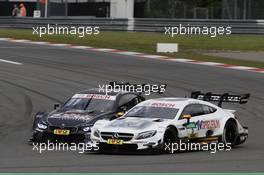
138,97 -> 200,108
77,88 -> 134,96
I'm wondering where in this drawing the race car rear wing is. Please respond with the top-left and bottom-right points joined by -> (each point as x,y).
191,91 -> 250,107
108,81 -> 167,94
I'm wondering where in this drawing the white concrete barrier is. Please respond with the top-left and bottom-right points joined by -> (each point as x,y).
157,43 -> 178,53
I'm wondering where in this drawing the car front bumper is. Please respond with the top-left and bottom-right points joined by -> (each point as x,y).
91,132 -> 163,151
33,128 -> 91,143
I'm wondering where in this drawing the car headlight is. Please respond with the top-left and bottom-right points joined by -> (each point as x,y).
93,129 -> 101,138
135,130 -> 157,140
83,126 -> 91,132
37,122 -> 47,129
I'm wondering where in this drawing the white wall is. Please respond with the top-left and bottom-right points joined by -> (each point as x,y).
110,0 -> 134,18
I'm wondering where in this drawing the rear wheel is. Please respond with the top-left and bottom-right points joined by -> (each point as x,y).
221,120 -> 238,147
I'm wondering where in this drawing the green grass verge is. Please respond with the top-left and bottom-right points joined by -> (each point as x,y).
0,28 -> 263,68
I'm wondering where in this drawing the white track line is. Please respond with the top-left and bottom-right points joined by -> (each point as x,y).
192,62 -> 225,66
92,48 -> 117,52
11,39 -> 30,43
116,51 -> 142,55
28,41 -> 50,45
229,66 -> 256,70
50,43 -> 72,47
0,59 -> 22,65
167,58 -> 193,62
70,46 -> 93,49
0,38 -> 11,41
139,55 -> 168,59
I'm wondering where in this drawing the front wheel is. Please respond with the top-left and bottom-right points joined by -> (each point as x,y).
162,128 -> 178,153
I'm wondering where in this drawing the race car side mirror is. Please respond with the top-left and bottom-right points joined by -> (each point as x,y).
54,103 -> 60,110
182,114 -> 192,124
116,112 -> 125,118
183,114 -> 192,119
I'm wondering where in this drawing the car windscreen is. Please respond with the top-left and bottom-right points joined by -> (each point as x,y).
62,95 -> 114,112
125,106 -> 179,119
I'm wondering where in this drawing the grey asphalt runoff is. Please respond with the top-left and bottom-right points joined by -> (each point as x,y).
0,40 -> 263,173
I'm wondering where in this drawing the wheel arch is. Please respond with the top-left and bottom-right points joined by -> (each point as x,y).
221,117 -> 238,133
225,118 -> 238,126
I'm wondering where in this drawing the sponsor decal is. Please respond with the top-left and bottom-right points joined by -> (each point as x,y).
150,102 -> 176,108
184,122 -> 198,138
197,120 -> 220,130
183,120 -> 220,130
185,122 -> 197,129
51,113 -> 92,121
72,94 -> 116,100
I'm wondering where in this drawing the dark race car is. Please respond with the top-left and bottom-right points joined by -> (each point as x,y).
30,88 -> 145,143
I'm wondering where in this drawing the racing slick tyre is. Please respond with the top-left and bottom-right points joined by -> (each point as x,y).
220,119 -> 238,147
162,127 -> 178,154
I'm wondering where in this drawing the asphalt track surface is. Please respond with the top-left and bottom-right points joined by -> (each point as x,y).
0,40 -> 263,173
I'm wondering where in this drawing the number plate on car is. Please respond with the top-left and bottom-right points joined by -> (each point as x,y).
53,129 -> 70,135
107,139 -> 124,145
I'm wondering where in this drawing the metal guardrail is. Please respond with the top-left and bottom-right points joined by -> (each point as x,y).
0,17 -> 263,35
0,17 -> 129,31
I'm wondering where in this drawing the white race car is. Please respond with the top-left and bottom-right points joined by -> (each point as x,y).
91,91 -> 249,153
